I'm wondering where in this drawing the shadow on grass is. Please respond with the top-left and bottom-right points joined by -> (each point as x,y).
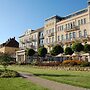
33,74 -> 78,77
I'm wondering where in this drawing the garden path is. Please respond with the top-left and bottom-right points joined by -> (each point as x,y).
20,72 -> 90,90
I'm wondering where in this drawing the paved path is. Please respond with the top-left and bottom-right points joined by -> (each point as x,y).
19,72 -> 90,90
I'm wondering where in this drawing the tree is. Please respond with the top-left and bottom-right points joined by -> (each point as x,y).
84,44 -> 90,62
38,47 -> 47,58
26,48 -> 35,63
0,53 -> 13,70
50,45 -> 63,56
72,43 -> 84,60
84,44 -> 90,53
64,47 -> 74,55
72,43 -> 84,52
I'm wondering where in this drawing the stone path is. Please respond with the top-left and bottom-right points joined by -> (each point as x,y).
19,72 -> 90,90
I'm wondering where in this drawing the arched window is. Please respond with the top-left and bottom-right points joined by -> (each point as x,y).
69,33 -> 72,40
61,35 -> 64,41
66,34 -> 68,40
84,29 -> 87,37
79,31 -> 82,37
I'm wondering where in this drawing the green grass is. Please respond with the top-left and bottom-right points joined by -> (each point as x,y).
0,77 -> 48,90
7,65 -> 90,89
0,65 -> 49,90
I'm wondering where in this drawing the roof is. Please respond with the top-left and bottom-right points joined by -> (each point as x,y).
31,27 -> 44,34
45,15 -> 63,21
0,37 -> 19,48
64,8 -> 88,20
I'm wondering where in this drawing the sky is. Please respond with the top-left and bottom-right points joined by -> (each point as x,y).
0,0 -> 88,43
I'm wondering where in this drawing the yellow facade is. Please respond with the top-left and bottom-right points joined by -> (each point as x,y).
0,46 -> 19,55
44,4 -> 90,52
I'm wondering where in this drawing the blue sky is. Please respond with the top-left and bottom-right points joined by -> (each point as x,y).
0,0 -> 87,43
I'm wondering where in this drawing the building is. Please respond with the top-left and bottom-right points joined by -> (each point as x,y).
16,0 -> 90,63
44,1 -> 90,52
44,15 -> 63,52
0,37 -> 19,58
16,27 -> 44,63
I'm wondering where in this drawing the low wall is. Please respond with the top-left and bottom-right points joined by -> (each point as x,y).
37,66 -> 90,71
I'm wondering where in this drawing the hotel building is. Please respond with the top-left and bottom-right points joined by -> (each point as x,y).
16,1 -> 90,63
44,1 -> 90,52
16,27 -> 44,63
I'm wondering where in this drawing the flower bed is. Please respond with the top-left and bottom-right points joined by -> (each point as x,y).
62,60 -> 83,66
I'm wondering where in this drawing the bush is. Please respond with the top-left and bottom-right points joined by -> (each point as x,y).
0,70 -> 20,78
62,60 -> 83,66
80,62 -> 90,67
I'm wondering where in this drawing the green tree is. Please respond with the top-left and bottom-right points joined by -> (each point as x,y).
64,47 -> 74,55
38,47 -> 47,58
0,53 -> 13,70
72,43 -> 84,52
26,48 -> 35,63
72,43 -> 84,60
50,45 -> 63,56
84,44 -> 90,53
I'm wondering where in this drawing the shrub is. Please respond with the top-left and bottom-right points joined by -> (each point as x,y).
80,62 -> 90,67
0,70 -> 20,78
0,53 -> 13,70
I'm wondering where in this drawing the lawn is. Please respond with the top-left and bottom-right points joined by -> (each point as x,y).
0,66 -> 49,90
0,78 -> 48,90
7,65 -> 90,89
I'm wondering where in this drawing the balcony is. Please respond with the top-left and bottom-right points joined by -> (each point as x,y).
60,36 -> 90,44
47,42 -> 55,47
29,38 -> 37,42
48,32 -> 54,37
65,26 -> 80,32
39,35 -> 44,39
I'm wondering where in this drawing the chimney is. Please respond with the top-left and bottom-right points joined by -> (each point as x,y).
14,37 -> 15,40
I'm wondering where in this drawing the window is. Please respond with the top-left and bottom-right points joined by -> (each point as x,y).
66,34 -> 68,40
65,24 -> 67,30
84,18 -> 86,24
62,25 -> 63,30
60,26 -> 62,31
68,23 -> 70,30
73,32 -> 76,38
81,19 -> 83,24
79,31 -> 82,37
58,36 -> 60,41
84,29 -> 87,37
61,35 -> 64,41
70,23 -> 73,29
69,33 -> 72,40
73,22 -> 75,27
52,37 -> 54,43
78,20 -> 80,26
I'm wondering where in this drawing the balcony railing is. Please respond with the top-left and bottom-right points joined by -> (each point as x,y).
60,36 -> 89,44
39,36 -> 44,39
29,38 -> 37,42
65,26 -> 80,32
48,32 -> 54,37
